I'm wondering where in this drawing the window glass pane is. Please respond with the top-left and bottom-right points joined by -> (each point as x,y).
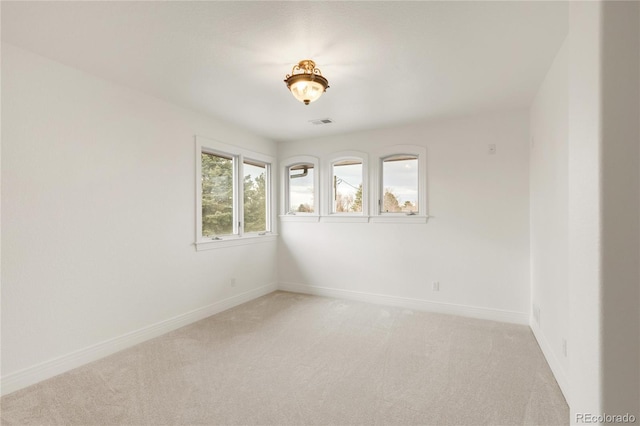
244,161 -> 267,233
332,161 -> 363,213
382,155 -> 418,213
288,163 -> 314,213
202,152 -> 234,236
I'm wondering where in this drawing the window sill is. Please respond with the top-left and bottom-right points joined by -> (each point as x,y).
320,215 -> 370,223
195,234 -> 278,251
278,215 -> 430,224
369,215 -> 430,224
279,215 -> 320,223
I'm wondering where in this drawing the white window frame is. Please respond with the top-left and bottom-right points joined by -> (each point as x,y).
280,155 -> 320,222
371,144 -> 428,223
195,136 -> 277,250
321,151 -> 369,223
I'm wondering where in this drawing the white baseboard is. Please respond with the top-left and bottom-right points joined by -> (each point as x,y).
278,282 -> 529,325
530,317 -> 570,405
1,283 -> 277,396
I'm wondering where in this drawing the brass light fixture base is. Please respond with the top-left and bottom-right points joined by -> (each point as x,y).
284,59 -> 329,105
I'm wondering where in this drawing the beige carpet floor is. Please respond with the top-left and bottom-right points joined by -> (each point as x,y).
1,291 -> 568,425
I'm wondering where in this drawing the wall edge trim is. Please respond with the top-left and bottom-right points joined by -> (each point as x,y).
278,282 -> 529,325
0,282 -> 278,396
530,317 -> 571,405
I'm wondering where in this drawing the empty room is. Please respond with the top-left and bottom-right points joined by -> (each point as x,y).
1,1 -> 639,425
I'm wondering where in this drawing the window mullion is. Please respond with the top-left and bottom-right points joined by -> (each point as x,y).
378,157 -> 385,215
265,164 -> 272,232
236,154 -> 244,237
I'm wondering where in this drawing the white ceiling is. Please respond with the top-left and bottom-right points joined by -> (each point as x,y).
2,1 -> 568,142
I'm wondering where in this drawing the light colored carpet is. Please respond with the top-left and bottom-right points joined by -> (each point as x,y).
1,291 -> 568,425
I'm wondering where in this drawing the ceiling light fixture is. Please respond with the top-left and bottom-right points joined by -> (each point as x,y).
284,60 -> 329,105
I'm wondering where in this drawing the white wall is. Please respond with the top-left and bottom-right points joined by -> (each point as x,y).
529,38 -> 569,400
567,3 -> 603,416
568,1 -> 640,418
1,44 -> 278,393
278,111 -> 530,323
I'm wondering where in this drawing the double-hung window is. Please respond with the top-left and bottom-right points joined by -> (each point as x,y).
196,136 -> 275,250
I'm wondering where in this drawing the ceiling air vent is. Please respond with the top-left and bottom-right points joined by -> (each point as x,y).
309,118 -> 334,125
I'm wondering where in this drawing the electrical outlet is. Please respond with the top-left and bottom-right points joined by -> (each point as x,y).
230,278 -> 236,287
488,144 -> 496,154
432,281 -> 440,292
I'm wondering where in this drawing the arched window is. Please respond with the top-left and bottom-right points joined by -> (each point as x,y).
287,163 -> 315,213
380,154 -> 419,214
281,156 -> 320,219
372,145 -> 427,223
332,159 -> 363,213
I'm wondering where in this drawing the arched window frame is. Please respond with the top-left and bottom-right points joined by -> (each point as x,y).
280,155 -> 320,222
321,151 -> 369,223
371,145 -> 428,223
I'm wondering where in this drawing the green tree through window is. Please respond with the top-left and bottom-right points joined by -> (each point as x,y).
202,152 -> 233,236
352,184 -> 363,213
332,160 -> 363,213
197,137 -> 273,247
243,162 -> 267,233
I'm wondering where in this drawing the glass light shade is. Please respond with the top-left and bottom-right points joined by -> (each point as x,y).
289,79 -> 326,105
284,60 -> 329,105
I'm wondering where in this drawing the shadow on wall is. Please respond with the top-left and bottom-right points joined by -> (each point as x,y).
277,234 -> 313,287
